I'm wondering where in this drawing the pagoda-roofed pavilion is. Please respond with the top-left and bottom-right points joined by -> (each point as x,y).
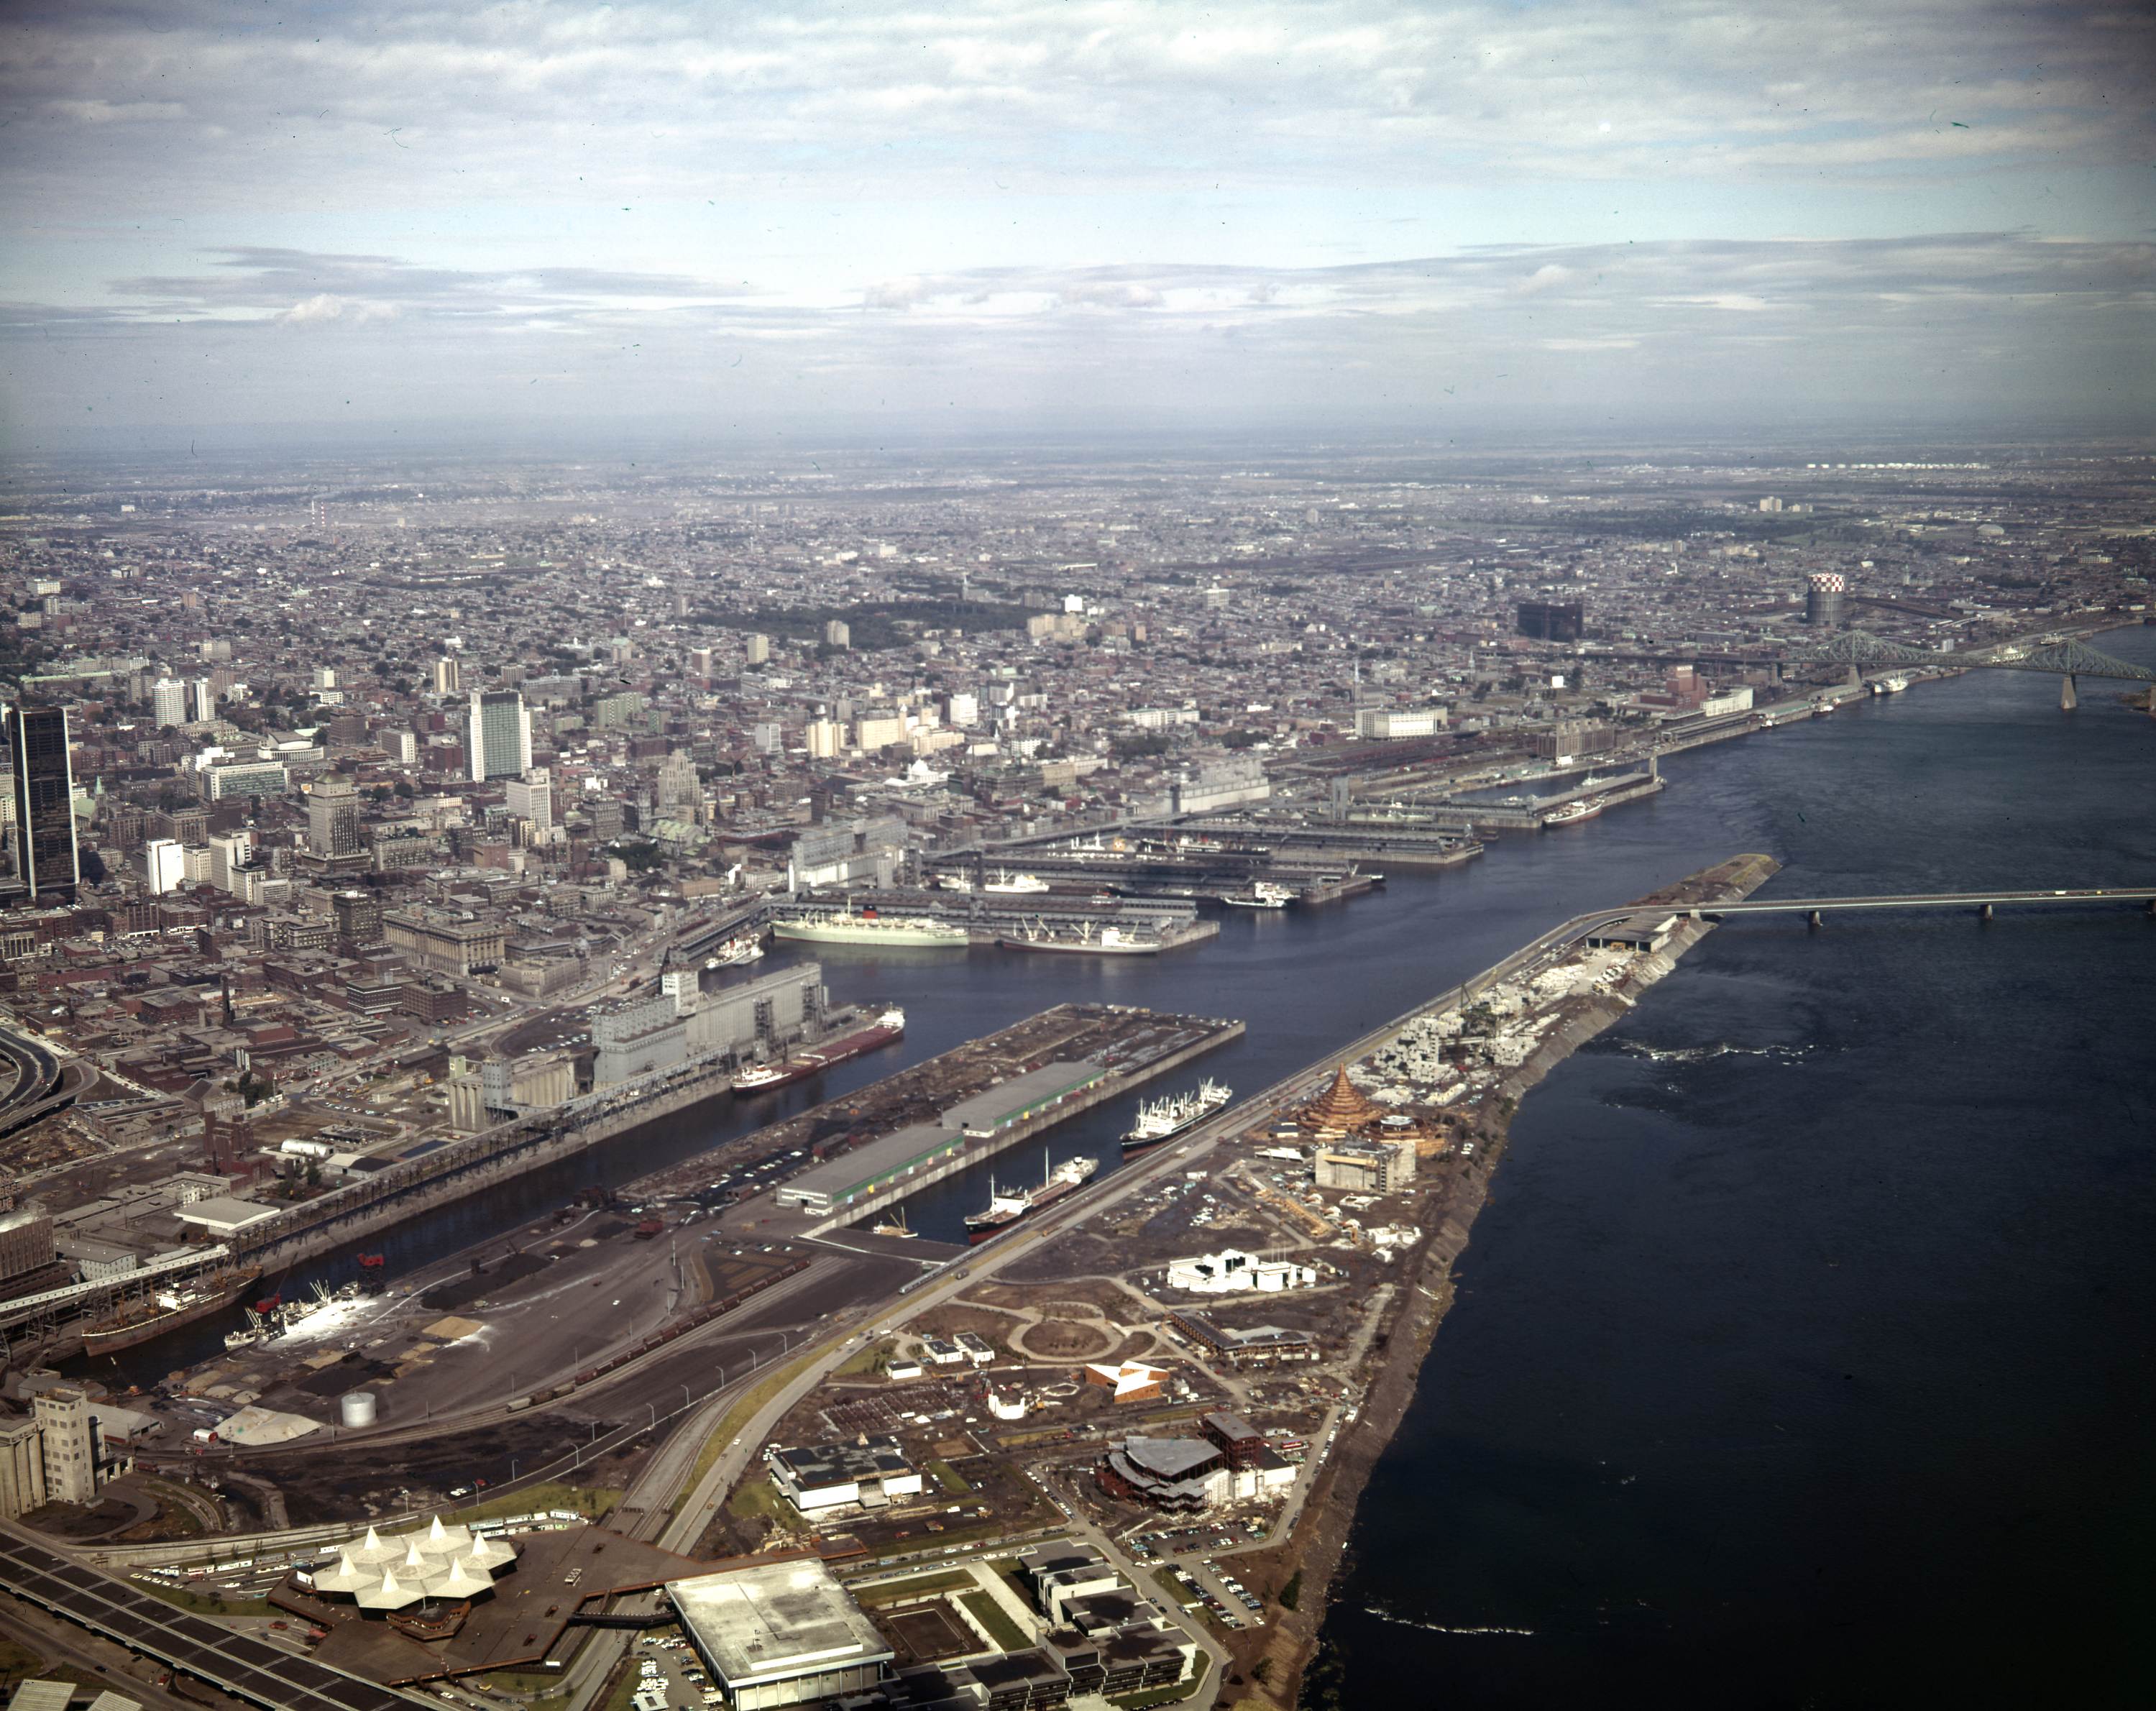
1302,1065 -> 1383,1139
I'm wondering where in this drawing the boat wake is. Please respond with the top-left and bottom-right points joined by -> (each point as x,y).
1362,1605 -> 1534,1637
1605,1040 -> 1810,1066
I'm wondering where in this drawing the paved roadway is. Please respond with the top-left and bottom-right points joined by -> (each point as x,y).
0,1020 -> 71,1137
0,1521 -> 423,1710
1693,886 -> 2156,914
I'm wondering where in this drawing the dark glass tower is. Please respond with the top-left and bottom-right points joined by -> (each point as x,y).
8,705 -> 78,902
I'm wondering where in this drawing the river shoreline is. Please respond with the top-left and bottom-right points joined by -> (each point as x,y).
1248,859 -> 1778,1711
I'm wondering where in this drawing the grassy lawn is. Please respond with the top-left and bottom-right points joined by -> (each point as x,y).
724,1477 -> 789,1526
138,1476 -> 211,1536
925,1458 -> 973,1494
671,1352 -> 819,1516
451,1480 -> 620,1526
833,1341 -> 888,1377
130,1578 -> 277,1619
853,1515 -> 1047,1562
850,1569 -> 975,1607
481,1666 -> 573,1699
1109,1684 -> 1197,1710
0,1639 -> 61,1692
958,1588 -> 1029,1653
597,1660 -> 645,1711
1149,1566 -> 1199,1608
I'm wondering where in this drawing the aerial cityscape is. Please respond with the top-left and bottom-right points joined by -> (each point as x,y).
1,6 -> 2151,1711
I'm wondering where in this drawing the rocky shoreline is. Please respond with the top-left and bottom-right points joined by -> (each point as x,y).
1236,858 -> 1779,1711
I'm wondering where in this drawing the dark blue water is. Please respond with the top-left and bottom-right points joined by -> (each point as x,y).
1316,631 -> 2156,1710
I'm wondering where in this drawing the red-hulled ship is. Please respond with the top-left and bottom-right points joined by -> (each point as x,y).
731,1007 -> 905,1094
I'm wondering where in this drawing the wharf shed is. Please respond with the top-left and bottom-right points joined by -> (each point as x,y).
940,1060 -> 1104,1137
773,1123 -> 957,1218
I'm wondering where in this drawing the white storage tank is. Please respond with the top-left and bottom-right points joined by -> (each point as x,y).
339,1390 -> 377,1429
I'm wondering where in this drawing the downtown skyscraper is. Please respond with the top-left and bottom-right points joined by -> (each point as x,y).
5,704 -> 77,902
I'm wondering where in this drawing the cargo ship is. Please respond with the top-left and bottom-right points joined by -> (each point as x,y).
731,1007 -> 907,1093
1221,880 -> 1296,909
1121,1078 -> 1233,1155
963,1153 -> 1099,1242
773,912 -> 969,948
1543,794 -> 1606,827
939,870 -> 1051,894
998,920 -> 1160,955
80,1265 -> 262,1357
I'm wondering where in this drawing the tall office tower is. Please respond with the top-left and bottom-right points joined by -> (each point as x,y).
745,633 -> 770,665
188,676 -> 216,723
432,656 -> 462,696
332,888 -> 383,950
467,689 -> 532,781
151,676 -> 187,728
1805,572 -> 1848,629
504,767 -> 554,834
690,646 -> 716,682
6,705 -> 77,902
144,838 -> 187,895
306,776 -> 364,857
822,619 -> 850,648
1515,600 -> 1584,643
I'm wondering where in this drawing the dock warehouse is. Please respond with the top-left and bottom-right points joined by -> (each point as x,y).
940,1060 -> 1105,1138
772,1058 -> 1111,1217
772,1122 -> 961,1218
666,1556 -> 892,1709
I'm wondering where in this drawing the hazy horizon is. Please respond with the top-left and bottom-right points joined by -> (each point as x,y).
6,2 -> 2152,453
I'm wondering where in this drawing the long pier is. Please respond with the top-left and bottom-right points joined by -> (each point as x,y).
789,1015 -> 1244,1239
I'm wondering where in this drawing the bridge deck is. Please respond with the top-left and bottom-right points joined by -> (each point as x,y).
1697,887 -> 2156,914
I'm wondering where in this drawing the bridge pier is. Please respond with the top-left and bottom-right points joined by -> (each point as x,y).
1807,910 -> 1823,930
2060,672 -> 2078,711
1844,666 -> 1863,688
1979,903 -> 1994,922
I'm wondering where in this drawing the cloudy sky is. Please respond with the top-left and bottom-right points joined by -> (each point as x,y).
3,1 -> 2152,449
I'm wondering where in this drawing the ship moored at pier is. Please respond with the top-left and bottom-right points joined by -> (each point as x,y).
732,1007 -> 907,1093
80,1265 -> 262,1357
1121,1078 -> 1234,1154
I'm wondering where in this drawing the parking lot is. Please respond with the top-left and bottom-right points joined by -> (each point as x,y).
631,1630 -> 717,1710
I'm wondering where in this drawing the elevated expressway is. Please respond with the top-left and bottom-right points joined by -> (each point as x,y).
0,1021 -> 83,1141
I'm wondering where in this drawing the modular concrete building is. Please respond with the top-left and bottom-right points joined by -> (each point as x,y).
667,1556 -> 892,1710
1163,1247 -> 1316,1294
